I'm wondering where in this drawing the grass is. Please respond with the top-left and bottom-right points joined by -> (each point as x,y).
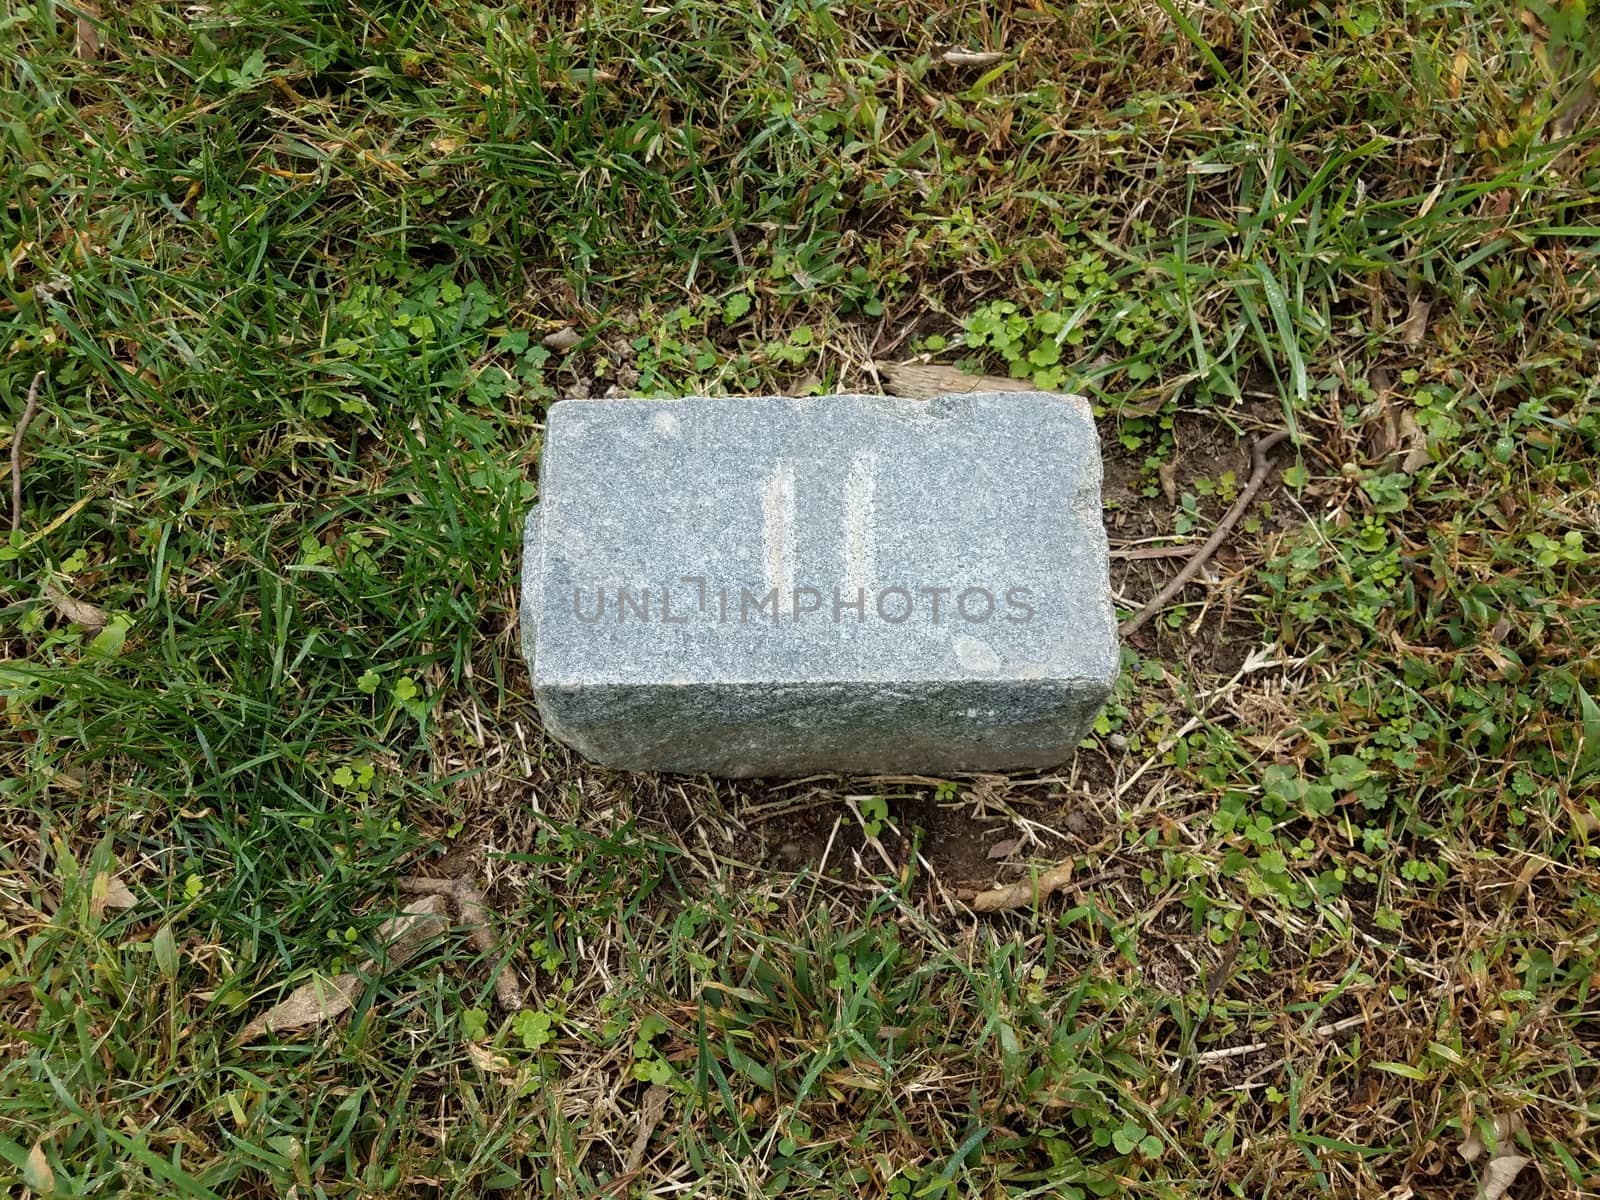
3,0 -> 1599,1195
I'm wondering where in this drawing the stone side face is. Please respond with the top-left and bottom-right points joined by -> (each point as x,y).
521,392 -> 1119,776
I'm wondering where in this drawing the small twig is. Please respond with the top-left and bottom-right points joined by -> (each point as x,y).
398,875 -> 522,1010
11,370 -> 45,533
1194,1010 -> 1383,1066
1194,1039 -> 1270,1064
1110,546 -> 1201,561
1119,430 -> 1291,639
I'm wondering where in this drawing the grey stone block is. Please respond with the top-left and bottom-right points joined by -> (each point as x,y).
521,393 -> 1118,776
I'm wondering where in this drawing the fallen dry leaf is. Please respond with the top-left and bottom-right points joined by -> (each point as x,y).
972,861 -> 1075,912
44,581 -> 107,631
369,893 -> 450,969
237,895 -> 453,1042
1448,45 -> 1469,99
1549,78 -> 1596,143
237,972 -> 362,1042
75,1 -> 101,59
1396,412 -> 1430,474
942,48 -> 1005,67
625,1084 -> 672,1173
877,361 -> 1054,398
1157,461 -> 1178,505
542,326 -> 583,353
1401,294 -> 1431,347
398,875 -> 523,1010
90,870 -> 137,917
1478,1154 -> 1532,1200
104,875 -> 136,907
465,1041 -> 514,1074
1460,1112 -> 1525,1163
559,67 -> 617,87
26,1142 -> 54,1193
1368,395 -> 1429,475
986,837 -> 1021,860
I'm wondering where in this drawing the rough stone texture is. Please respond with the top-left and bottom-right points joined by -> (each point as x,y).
521,393 -> 1119,776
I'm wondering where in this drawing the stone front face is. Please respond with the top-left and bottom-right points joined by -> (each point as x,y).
520,392 -> 1119,776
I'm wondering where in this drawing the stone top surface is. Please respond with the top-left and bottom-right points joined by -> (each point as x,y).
526,392 -> 1117,689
